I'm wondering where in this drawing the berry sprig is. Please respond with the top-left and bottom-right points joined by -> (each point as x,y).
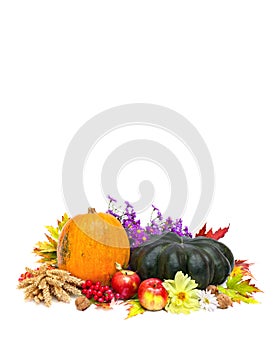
81,280 -> 120,303
18,271 -> 34,282
18,266 -> 54,282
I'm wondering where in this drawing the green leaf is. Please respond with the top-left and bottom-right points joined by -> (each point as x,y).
57,213 -> 69,231
125,299 -> 145,319
115,262 -> 122,270
227,274 -> 261,295
33,213 -> 70,265
44,234 -> 58,247
218,272 -> 262,304
45,226 -> 59,240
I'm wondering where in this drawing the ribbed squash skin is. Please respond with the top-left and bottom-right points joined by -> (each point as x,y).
57,209 -> 130,284
129,232 -> 234,289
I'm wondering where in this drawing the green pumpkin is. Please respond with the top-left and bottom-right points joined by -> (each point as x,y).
129,232 -> 234,289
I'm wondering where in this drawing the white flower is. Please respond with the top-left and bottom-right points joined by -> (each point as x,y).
198,289 -> 218,312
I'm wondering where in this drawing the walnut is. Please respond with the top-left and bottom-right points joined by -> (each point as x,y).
206,285 -> 219,295
216,293 -> 233,309
75,296 -> 92,311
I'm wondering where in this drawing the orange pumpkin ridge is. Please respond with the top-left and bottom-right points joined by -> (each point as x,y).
57,208 -> 130,284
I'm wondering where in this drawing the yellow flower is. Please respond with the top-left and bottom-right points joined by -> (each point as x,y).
162,271 -> 200,314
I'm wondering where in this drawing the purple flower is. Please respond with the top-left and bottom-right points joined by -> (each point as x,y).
107,195 -> 117,203
151,204 -> 163,220
106,194 -> 192,246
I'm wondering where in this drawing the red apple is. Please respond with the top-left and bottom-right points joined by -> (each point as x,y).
138,278 -> 168,311
111,269 -> 141,299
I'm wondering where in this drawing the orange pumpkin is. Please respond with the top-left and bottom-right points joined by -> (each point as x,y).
57,208 -> 130,284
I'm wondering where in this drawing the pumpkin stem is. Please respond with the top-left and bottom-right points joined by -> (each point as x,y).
88,207 -> 97,214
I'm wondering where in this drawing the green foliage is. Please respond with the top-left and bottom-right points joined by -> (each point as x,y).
218,270 -> 262,304
33,213 -> 69,265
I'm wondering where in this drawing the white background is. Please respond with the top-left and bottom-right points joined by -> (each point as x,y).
1,1 -> 276,349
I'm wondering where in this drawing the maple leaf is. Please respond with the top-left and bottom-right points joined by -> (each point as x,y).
231,259 -> 255,278
33,213 -> 70,265
57,213 -> 70,231
125,299 -> 145,319
196,223 -> 207,236
218,272 -> 262,304
95,303 -> 113,310
195,223 -> 230,240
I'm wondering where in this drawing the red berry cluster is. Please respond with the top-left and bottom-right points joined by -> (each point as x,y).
18,271 -> 33,282
81,280 -> 120,303
18,266 -> 55,282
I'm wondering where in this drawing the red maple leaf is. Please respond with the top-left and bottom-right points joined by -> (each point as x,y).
197,223 -> 207,236
195,223 -> 230,240
231,259 -> 255,278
